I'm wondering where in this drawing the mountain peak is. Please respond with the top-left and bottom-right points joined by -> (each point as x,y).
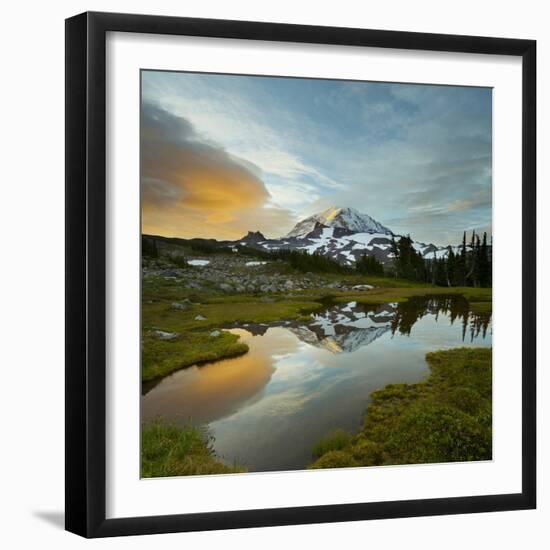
241,230 -> 266,243
285,206 -> 392,239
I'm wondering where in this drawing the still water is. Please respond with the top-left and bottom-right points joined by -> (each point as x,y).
141,295 -> 492,472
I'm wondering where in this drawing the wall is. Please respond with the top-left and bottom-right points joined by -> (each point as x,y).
0,1 -> 546,548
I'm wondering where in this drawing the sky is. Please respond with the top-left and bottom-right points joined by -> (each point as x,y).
141,70 -> 492,245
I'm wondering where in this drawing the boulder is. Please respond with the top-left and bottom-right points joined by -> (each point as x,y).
153,330 -> 179,341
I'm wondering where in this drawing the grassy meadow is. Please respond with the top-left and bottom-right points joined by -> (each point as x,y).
141,253 -> 491,382
141,249 -> 492,477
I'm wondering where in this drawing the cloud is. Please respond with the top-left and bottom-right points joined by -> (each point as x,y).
296,85 -> 492,243
141,103 -> 294,239
142,72 -> 345,204
141,72 -> 492,245
384,184 -> 492,245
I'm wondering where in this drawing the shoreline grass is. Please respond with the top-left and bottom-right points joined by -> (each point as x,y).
309,347 -> 492,469
142,330 -> 249,382
141,420 -> 246,478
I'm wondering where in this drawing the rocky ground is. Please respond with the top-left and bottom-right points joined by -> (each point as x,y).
142,255 -> 373,294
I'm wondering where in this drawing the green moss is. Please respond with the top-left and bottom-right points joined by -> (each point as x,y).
141,420 -> 246,478
141,297 -> 325,382
310,347 -> 492,469
143,298 -> 323,333
310,450 -> 359,469
142,330 -> 248,382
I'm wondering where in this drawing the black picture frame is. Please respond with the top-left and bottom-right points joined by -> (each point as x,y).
65,11 -> 536,538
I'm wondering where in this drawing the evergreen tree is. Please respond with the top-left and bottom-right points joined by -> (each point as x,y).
478,232 -> 491,287
265,228 -> 492,289
447,247 -> 456,286
390,235 -> 427,282
473,233 -> 482,287
142,236 -> 159,258
269,248 -> 349,274
455,231 -> 467,286
356,253 -> 384,276
389,237 -> 399,278
464,230 -> 474,286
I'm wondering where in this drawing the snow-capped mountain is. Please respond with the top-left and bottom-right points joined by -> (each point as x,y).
224,207 -> 470,266
285,206 -> 392,238
232,206 -> 455,265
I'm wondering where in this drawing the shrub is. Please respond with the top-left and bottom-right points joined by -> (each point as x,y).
308,450 -> 358,469
165,253 -> 188,268
312,429 -> 353,459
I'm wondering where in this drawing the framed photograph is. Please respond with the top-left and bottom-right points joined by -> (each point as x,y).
65,11 -> 536,538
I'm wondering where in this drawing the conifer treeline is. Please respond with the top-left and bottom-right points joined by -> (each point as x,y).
356,254 -> 384,276
143,230 -> 492,288
390,231 -> 492,288
142,236 -> 159,258
269,249 -> 350,274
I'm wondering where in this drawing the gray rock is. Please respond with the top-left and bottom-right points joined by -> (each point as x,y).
153,330 -> 179,341
219,283 -> 234,292
194,314 -> 207,321
352,284 -> 374,291
209,330 -> 221,337
171,302 -> 187,310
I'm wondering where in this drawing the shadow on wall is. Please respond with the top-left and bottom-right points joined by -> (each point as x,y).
32,510 -> 64,530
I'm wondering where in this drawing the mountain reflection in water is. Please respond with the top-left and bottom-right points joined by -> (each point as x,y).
233,295 -> 490,354
141,295 -> 492,472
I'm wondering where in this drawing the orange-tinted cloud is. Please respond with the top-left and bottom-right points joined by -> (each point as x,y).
141,103 -> 294,239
